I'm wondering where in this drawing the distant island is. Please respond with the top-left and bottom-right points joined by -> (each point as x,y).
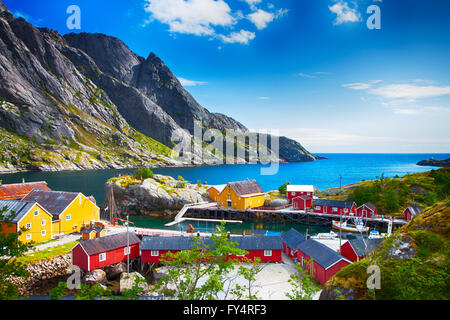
417,158 -> 450,167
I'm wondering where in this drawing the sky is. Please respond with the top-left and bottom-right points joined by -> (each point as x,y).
4,0 -> 450,153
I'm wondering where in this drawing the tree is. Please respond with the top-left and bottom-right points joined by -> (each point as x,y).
286,258 -> 320,300
278,181 -> 290,195
133,167 -> 154,180
0,206 -> 33,300
156,223 -> 263,300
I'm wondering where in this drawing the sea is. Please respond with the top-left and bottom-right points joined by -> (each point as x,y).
1,153 -> 448,235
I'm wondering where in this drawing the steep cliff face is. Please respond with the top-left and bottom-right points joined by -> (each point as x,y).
0,0 -> 314,173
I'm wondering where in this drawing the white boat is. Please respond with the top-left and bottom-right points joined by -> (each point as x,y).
332,220 -> 370,233
311,231 -> 338,240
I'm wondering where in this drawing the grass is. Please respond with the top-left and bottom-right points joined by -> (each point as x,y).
15,241 -> 79,265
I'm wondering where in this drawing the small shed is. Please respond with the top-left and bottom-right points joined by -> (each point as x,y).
287,185 -> 316,202
403,206 -> 423,221
356,202 -> 378,218
340,238 -> 383,262
72,232 -> 140,271
295,239 -> 352,285
292,196 -> 312,210
281,228 -> 306,257
81,226 -> 106,240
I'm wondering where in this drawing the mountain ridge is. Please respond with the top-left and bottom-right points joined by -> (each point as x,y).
0,0 -> 315,173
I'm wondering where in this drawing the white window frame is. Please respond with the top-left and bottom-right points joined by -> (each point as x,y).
41,220 -> 46,226
99,253 -> 106,262
41,230 -> 46,236
151,250 -> 159,257
26,223 -> 31,229
124,247 -> 130,256
332,207 -> 338,213
315,206 -> 321,210
66,215 -> 71,221
26,233 -> 32,240
34,210 -> 39,216
264,250 -> 272,257
344,208 -> 349,213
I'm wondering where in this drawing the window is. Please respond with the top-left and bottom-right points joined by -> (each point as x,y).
41,230 -> 46,236
315,206 -> 321,210
66,215 -> 71,221
264,250 -> 272,257
41,220 -> 46,226
26,223 -> 31,229
34,210 -> 39,216
124,247 -> 130,255
99,253 -> 106,262
151,250 -> 159,257
344,208 -> 349,213
332,207 -> 338,213
26,234 -> 31,240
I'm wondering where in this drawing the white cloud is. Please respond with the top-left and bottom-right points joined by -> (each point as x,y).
242,0 -> 262,11
343,80 -> 382,90
178,77 -> 207,86
143,0 -> 235,36
298,73 -> 318,79
219,29 -> 256,44
329,1 -> 362,25
369,84 -> 450,99
258,96 -> 271,100
247,9 -> 275,30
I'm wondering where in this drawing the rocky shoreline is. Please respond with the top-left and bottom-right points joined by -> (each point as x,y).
417,158 -> 450,167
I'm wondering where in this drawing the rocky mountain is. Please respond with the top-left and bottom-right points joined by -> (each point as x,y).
417,158 -> 450,167
0,0 -> 314,173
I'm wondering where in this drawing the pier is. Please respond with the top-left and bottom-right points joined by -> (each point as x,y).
165,202 -> 408,232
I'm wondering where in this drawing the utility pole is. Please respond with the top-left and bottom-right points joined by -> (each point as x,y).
127,215 -> 130,274
339,174 -> 343,250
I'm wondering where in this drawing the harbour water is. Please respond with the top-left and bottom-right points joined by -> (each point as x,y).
0,153 -> 448,235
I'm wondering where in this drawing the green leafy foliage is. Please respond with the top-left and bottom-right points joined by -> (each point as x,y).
133,167 -> 154,180
286,259 -> 321,300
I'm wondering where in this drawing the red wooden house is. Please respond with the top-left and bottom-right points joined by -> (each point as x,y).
287,185 -> 315,202
355,202 -> 378,218
72,232 -> 140,271
340,238 -> 383,262
296,239 -> 351,285
313,199 -> 356,216
292,196 -> 312,210
0,181 -> 51,200
281,228 -> 306,257
403,206 -> 423,221
141,235 -> 283,264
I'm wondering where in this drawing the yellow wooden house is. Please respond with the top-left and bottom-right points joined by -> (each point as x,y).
22,190 -> 100,237
206,184 -> 226,202
216,180 -> 265,210
0,199 -> 53,243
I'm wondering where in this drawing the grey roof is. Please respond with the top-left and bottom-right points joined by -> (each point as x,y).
0,199 -> 38,223
406,206 -> 423,216
141,235 -> 283,251
78,232 -> 140,255
348,238 -> 383,256
358,202 -> 377,211
314,199 -> 355,209
22,190 -> 79,216
281,228 -> 306,249
296,239 -> 349,270
229,180 -> 264,196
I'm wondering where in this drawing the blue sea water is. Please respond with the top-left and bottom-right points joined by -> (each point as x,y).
0,153 -> 448,207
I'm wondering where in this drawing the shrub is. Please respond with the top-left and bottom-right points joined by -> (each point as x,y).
133,167 -> 154,180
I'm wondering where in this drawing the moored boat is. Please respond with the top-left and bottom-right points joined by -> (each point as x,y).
332,220 -> 370,233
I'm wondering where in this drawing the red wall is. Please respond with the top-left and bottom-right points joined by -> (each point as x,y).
141,249 -> 282,263
72,244 -> 90,271
313,204 -> 355,216
296,250 -> 351,285
288,191 -> 313,202
340,241 -> 361,262
292,197 -> 312,210
356,206 -> 376,218
404,208 -> 413,221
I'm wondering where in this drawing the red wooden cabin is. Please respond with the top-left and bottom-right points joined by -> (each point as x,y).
286,185 -> 315,202
281,228 -> 306,257
340,238 -> 383,262
141,235 -> 283,264
72,232 -> 140,271
295,239 -> 351,285
403,206 -> 423,221
292,196 -> 312,210
313,199 -> 356,216
355,202 -> 377,218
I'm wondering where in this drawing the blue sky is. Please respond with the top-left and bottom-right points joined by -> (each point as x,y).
4,0 -> 450,153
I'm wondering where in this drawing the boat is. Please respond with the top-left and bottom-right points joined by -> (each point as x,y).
332,220 -> 370,233
311,231 -> 338,240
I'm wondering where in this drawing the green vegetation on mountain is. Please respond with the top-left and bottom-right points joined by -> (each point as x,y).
321,199 -> 450,300
319,168 -> 450,216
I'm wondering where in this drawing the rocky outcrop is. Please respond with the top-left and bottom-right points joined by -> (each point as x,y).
120,272 -> 150,294
417,158 -> 450,167
106,174 -> 210,215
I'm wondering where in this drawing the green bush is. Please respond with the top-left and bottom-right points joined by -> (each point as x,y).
133,167 -> 154,180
